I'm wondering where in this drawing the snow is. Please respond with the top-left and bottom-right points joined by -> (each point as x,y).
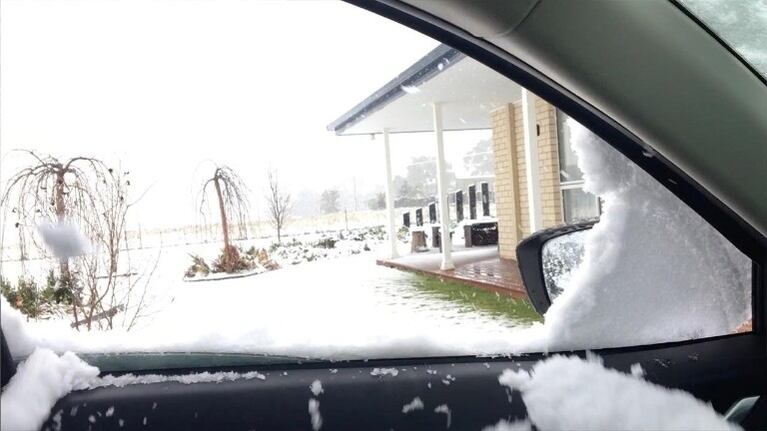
390,245 -> 497,271
506,120 -> 751,352
630,363 -> 645,378
370,367 -> 399,377
0,348 -> 99,431
481,419 -> 532,431
91,370 -> 265,388
2,240 -> 533,361
36,221 -> 91,259
402,397 -> 424,413
308,398 -> 323,431
434,404 -> 452,429
310,379 -> 324,396
400,84 -> 421,94
498,355 -> 739,430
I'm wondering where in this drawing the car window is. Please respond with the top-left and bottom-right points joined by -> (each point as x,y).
679,0 -> 767,78
0,0 -> 753,367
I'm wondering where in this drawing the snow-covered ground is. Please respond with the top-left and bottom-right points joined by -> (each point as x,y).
3,242 -> 538,360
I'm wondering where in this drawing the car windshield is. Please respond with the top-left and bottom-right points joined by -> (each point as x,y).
679,0 -> 767,78
0,0 -> 755,368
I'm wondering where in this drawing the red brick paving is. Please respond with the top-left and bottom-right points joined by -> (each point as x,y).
377,257 -> 527,299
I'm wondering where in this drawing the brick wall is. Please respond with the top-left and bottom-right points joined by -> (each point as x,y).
491,96 -> 563,260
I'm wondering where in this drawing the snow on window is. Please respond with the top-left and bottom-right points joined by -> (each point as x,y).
497,355 -> 738,430
680,0 -> 767,77
36,221 -> 91,260
507,120 -> 751,352
402,397 -> 424,414
0,348 -> 99,431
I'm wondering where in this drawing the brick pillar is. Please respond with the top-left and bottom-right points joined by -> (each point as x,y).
491,104 -> 523,260
492,98 -> 563,260
535,98 -> 564,228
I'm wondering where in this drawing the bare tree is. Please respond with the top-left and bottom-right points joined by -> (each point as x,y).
265,169 -> 291,243
198,166 -> 250,272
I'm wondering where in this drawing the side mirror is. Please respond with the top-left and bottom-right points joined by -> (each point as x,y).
515,219 -> 597,315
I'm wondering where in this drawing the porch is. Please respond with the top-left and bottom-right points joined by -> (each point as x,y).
376,245 -> 526,298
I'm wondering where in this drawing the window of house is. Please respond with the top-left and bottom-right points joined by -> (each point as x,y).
556,110 -> 601,223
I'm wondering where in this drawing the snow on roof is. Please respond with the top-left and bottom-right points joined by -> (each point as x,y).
327,44 -> 522,136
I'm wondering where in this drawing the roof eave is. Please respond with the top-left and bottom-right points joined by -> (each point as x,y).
326,44 -> 465,135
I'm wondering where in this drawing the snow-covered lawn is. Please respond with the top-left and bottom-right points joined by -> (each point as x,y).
4,248 -> 539,360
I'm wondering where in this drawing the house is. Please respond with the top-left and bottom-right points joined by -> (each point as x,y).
327,44 -> 600,271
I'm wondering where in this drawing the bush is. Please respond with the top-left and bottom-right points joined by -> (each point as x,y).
185,254 -> 211,278
42,270 -> 72,305
2,276 -> 42,317
212,246 -> 255,274
314,237 -> 337,249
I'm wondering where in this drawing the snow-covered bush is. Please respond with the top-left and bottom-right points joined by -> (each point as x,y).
0,272 -> 71,319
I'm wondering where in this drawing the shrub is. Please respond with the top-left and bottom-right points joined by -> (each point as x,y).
314,237 -> 337,249
2,277 -> 42,317
185,254 -> 211,278
211,246 -> 255,274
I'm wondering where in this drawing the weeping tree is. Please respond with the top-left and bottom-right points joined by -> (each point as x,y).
0,150 -> 151,330
198,165 -> 251,272
1,151 -> 110,325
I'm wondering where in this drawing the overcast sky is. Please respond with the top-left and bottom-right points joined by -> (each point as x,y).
1,0 -> 489,229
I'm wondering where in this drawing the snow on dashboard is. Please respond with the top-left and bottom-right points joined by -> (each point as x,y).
0,348 -> 99,431
496,354 -> 739,430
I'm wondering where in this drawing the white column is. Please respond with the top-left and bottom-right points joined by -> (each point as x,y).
522,88 -> 542,233
432,102 -> 454,270
383,129 -> 399,259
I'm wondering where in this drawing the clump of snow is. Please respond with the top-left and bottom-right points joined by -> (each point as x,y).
630,363 -> 645,378
481,419 -> 532,431
0,296 -> 37,358
310,379 -> 324,396
400,84 -> 421,94
513,120 -> 751,352
433,404 -> 452,429
308,398 -> 322,431
36,220 -> 91,259
402,397 -> 424,413
498,355 -> 739,430
370,367 -> 399,377
91,370 -> 265,388
0,348 -> 99,431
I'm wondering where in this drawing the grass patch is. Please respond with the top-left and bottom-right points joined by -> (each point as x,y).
409,273 -> 542,324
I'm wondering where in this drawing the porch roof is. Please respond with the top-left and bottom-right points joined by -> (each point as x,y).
327,44 -> 522,136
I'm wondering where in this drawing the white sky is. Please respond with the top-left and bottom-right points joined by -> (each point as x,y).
1,0 -> 489,229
